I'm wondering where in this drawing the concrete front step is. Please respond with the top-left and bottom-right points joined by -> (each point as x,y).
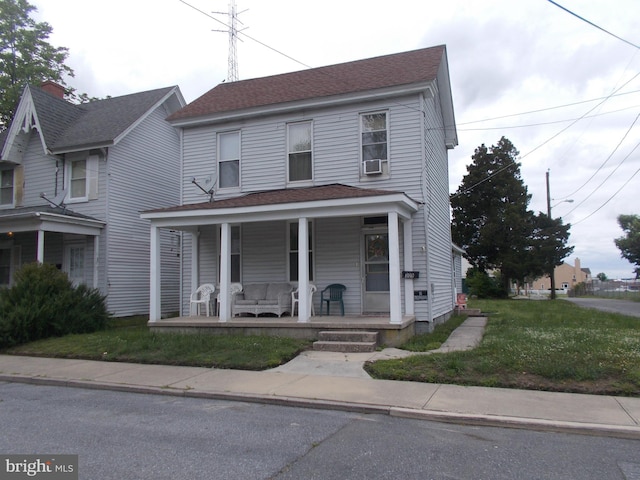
313,331 -> 379,352
313,340 -> 378,353
318,331 -> 378,342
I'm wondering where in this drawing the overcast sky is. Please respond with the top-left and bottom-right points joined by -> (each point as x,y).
33,0 -> 640,280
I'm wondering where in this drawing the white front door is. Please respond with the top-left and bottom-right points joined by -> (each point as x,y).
363,232 -> 390,313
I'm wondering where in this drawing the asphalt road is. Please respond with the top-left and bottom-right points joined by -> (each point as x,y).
564,297 -> 640,318
1,383 -> 639,479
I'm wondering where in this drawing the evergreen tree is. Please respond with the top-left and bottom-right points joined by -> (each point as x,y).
0,0 -> 74,129
451,137 -> 573,295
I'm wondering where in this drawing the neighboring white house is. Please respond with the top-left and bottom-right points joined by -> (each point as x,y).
141,45 -> 459,332
0,82 -> 185,316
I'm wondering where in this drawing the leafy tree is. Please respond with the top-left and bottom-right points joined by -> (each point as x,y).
596,272 -> 608,282
0,0 -> 74,129
614,214 -> 640,278
451,137 -> 573,295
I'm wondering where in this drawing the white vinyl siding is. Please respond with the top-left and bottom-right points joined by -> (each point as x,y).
179,91 -> 454,322
422,89 -> 455,320
105,105 -> 182,316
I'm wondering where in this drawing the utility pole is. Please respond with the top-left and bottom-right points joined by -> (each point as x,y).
213,1 -> 246,82
546,170 -> 557,300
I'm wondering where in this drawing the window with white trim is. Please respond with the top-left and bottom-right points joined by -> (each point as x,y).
69,159 -> 87,200
287,121 -> 312,182
218,131 -> 240,189
360,112 -> 388,176
0,169 -> 13,206
288,221 -> 314,281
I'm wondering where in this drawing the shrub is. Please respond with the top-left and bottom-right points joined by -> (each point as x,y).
0,263 -> 110,348
465,268 -> 505,298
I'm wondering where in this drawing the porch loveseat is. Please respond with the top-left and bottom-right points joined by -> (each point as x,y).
231,283 -> 294,317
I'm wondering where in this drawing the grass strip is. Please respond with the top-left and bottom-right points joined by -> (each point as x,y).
365,299 -> 640,396
4,317 -> 311,370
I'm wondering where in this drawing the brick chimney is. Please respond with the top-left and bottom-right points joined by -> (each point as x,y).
574,258 -> 581,281
40,81 -> 66,99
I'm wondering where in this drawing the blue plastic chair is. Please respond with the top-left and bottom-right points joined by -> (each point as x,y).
320,284 -> 346,316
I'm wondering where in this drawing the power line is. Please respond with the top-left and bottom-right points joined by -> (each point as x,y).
457,89 -> 640,126
458,104 -> 640,131
571,146 -> 640,226
452,70 -> 640,199
562,113 -> 640,202
546,0 -> 640,50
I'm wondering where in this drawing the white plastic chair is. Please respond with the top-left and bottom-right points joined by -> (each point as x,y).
291,283 -> 316,317
190,284 -> 216,316
216,283 -> 243,315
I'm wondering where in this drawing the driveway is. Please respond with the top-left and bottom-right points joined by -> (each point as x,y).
564,297 -> 640,318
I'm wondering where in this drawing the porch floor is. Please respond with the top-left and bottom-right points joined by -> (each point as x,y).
148,314 -> 417,348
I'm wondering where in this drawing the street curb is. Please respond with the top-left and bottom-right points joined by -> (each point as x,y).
390,407 -> 640,440
3,374 -> 639,440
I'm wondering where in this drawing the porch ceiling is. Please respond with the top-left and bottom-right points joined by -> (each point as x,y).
141,184 -> 420,229
0,206 -> 105,236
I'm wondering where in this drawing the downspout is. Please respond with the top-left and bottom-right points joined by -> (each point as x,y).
419,91 -> 434,324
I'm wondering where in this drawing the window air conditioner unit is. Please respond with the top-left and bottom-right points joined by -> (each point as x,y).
364,159 -> 383,175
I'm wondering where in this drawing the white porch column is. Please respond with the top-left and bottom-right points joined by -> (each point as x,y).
218,222 -> 231,322
388,211 -> 402,324
36,229 -> 45,263
93,235 -> 99,289
403,218 -> 415,316
149,225 -> 161,322
190,228 -> 199,306
297,218 -> 310,323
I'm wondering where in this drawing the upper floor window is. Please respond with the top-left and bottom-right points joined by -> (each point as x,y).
69,159 -> 87,200
361,112 -> 388,176
218,131 -> 240,189
287,121 -> 312,182
66,154 -> 98,203
0,169 -> 14,206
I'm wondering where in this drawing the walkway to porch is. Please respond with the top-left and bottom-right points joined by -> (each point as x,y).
148,314 -> 416,348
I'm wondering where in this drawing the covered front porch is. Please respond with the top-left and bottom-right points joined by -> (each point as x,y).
0,205 -> 104,287
142,184 -> 428,332
148,313 -> 416,347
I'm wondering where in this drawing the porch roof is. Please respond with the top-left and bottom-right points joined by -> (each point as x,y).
141,184 -> 420,228
0,205 -> 105,236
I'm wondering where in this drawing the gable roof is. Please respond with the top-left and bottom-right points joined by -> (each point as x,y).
2,84 -> 185,159
168,45 -> 449,124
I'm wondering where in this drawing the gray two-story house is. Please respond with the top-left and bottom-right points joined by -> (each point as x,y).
142,45 -> 458,340
0,82 -> 185,317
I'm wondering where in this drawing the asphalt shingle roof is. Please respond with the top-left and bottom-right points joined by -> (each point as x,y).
144,184 -> 407,214
28,85 -> 177,152
168,45 -> 446,122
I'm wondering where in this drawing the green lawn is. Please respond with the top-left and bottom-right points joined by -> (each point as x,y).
3,317 -> 311,370
4,300 -> 640,396
365,299 -> 640,396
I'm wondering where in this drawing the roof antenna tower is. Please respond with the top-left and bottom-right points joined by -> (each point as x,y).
213,0 -> 247,82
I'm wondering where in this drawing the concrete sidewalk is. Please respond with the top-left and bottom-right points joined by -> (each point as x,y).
1,317 -> 639,439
